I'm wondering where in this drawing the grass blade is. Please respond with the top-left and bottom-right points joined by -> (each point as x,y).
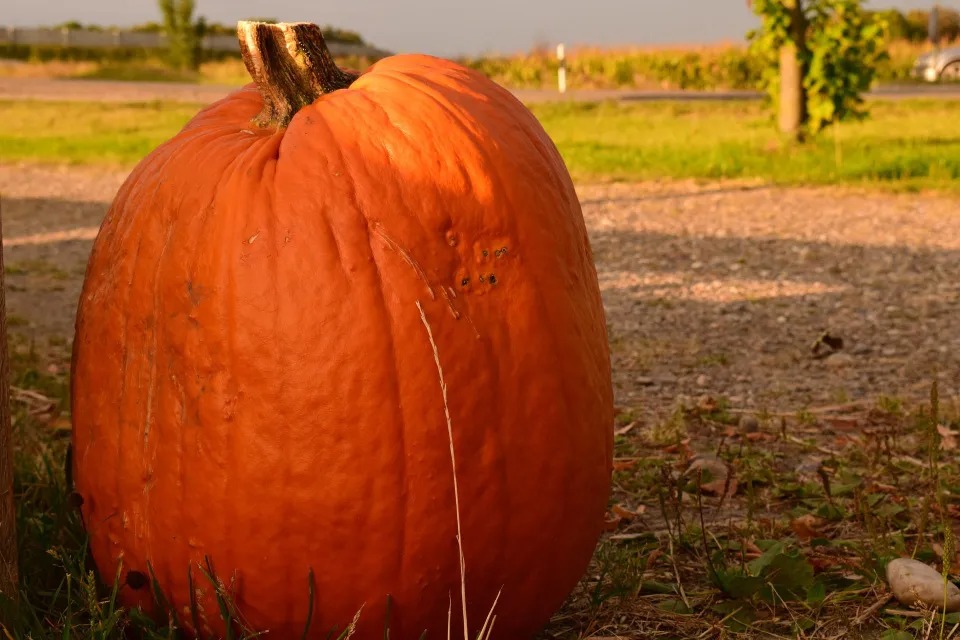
301,567 -> 316,640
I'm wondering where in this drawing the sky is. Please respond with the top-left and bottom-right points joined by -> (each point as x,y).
5,0 -> 947,57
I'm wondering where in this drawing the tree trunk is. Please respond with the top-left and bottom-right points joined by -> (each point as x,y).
0,202 -> 18,611
778,43 -> 803,138
779,0 -> 808,141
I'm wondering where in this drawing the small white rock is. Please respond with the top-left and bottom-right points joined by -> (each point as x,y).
886,558 -> 960,612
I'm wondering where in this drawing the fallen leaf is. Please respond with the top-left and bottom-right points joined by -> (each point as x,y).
938,424 -> 958,451
663,438 -> 692,457
808,554 -> 842,573
602,513 -> 623,532
613,459 -> 637,471
697,396 -> 718,412
791,514 -> 825,541
612,504 -> 638,521
742,540 -> 764,558
685,455 -> 737,497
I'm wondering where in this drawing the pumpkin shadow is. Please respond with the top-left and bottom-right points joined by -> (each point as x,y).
5,189 -> 960,418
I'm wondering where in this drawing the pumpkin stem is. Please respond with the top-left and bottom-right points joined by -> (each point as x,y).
237,21 -> 359,128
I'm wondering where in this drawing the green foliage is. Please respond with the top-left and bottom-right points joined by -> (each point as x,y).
746,0 -> 795,114
865,7 -> 959,42
714,541 -> 817,603
749,0 -> 888,137
805,0 -> 888,134
131,21 -> 164,34
319,25 -> 367,46
871,9 -> 923,42
158,0 -> 201,70
54,21 -> 105,32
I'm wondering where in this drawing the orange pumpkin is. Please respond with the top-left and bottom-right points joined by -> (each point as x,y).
71,21 -> 613,640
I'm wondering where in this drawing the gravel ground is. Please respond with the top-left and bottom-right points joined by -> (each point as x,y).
2,164 -> 959,420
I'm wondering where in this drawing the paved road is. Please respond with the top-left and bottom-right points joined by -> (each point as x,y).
1,76 -> 959,105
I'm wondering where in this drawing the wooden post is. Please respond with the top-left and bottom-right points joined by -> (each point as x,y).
779,0 -> 807,141
0,202 -> 18,609
556,43 -> 567,94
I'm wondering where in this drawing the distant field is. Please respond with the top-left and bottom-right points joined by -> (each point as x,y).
2,98 -> 959,192
0,39 -> 931,90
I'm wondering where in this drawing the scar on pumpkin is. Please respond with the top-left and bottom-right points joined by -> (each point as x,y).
373,222 -> 460,319
186,281 -> 202,306
372,223 -> 435,301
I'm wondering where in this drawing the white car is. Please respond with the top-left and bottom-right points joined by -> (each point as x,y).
913,46 -> 960,82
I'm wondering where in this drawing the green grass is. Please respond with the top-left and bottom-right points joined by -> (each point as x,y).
2,98 -> 960,191
77,63 -> 202,84
530,99 -> 960,191
0,100 -> 198,167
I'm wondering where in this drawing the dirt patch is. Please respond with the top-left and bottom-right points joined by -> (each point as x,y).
587,180 -> 960,421
3,165 -> 959,415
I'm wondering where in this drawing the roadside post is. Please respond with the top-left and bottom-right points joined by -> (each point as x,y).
557,43 -> 567,94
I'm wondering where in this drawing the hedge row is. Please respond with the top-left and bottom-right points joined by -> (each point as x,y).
461,44 -> 923,91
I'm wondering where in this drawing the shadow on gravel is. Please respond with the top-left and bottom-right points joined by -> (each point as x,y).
2,194 -> 958,413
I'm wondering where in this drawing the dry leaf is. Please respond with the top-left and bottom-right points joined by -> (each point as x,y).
645,549 -> 663,570
663,438 -> 693,458
938,424 -> 958,451
808,553 -> 843,573
613,458 -> 637,471
697,396 -> 718,412
791,514 -> 825,541
685,455 -> 736,497
611,504 -> 638,521
602,513 -> 623,532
